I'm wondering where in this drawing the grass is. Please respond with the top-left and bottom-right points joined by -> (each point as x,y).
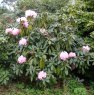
0,80 -> 94,95
0,84 -> 65,95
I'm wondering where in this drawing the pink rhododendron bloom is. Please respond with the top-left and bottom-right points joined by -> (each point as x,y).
16,17 -> 27,23
82,46 -> 90,52
23,21 -> 29,28
5,28 -> 13,34
60,51 -> 69,61
19,38 -> 27,46
18,55 -> 26,64
38,71 -> 47,80
68,52 -> 76,58
25,10 -> 37,18
12,28 -> 20,36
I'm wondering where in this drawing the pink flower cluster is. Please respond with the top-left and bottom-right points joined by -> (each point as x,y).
19,38 -> 27,46
5,28 -> 13,34
17,55 -> 26,64
25,10 -> 37,18
60,45 -> 90,61
16,17 -> 27,22
5,28 -> 20,36
60,51 -> 76,61
38,71 -> 47,80
23,21 -> 29,28
69,52 -> 76,58
16,10 -> 37,28
16,17 -> 29,28
82,45 -> 90,53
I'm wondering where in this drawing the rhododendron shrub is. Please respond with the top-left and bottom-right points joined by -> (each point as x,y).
5,10 -> 93,87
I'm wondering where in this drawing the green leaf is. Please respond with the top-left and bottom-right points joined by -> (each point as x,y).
65,67 -> 68,75
39,57 -> 45,69
56,67 -> 61,75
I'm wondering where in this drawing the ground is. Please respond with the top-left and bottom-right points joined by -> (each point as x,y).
0,82 -> 93,95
